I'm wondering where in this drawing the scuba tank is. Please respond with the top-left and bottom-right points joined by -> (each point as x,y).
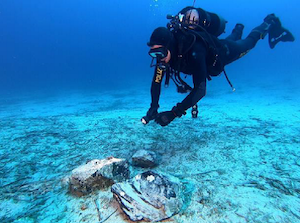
168,6 -> 227,37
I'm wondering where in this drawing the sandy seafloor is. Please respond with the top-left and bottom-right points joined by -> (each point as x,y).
0,77 -> 299,223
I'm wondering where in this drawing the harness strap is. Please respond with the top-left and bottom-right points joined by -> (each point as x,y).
169,27 -> 235,92
164,67 -> 171,87
190,29 -> 235,91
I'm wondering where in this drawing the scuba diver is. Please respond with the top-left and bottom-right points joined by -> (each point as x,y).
141,6 -> 295,127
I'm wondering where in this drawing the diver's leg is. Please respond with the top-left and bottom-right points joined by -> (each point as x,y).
141,66 -> 163,124
242,14 -> 294,49
225,24 -> 244,41
221,14 -> 291,65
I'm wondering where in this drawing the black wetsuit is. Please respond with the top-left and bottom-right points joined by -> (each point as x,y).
150,25 -> 263,113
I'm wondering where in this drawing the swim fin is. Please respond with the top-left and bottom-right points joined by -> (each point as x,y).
267,15 -> 295,49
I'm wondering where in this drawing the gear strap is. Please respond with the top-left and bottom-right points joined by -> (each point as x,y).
223,69 -> 235,91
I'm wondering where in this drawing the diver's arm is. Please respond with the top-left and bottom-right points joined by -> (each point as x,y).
154,43 -> 207,126
177,78 -> 206,112
141,66 -> 164,124
150,71 -> 162,109
176,51 -> 207,113
150,65 -> 165,109
154,71 -> 206,126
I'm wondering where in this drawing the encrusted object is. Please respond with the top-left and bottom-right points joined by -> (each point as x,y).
131,149 -> 158,168
68,157 -> 129,196
111,171 -> 193,222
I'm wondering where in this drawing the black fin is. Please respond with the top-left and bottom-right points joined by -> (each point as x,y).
268,23 -> 295,49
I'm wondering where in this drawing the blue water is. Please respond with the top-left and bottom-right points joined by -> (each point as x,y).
0,0 -> 299,95
0,1 -> 300,222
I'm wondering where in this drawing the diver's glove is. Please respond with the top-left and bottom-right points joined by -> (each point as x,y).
155,105 -> 186,127
141,107 -> 158,125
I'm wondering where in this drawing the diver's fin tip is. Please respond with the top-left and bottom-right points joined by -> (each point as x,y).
268,26 -> 295,49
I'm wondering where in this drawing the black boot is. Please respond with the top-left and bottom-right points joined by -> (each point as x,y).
251,21 -> 270,40
226,23 -> 244,41
232,23 -> 245,40
261,14 -> 279,39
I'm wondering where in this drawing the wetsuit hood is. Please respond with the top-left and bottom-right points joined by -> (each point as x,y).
148,27 -> 176,55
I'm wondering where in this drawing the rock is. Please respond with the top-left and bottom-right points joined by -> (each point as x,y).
131,149 -> 158,168
111,171 -> 192,222
69,157 -> 129,196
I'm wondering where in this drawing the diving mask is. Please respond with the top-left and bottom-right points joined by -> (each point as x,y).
148,47 -> 168,60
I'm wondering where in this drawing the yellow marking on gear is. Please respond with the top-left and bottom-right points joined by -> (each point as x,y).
260,33 -> 264,39
155,67 -> 163,83
239,50 -> 250,58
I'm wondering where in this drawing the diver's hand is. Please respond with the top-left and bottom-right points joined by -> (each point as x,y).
141,107 -> 158,125
155,111 -> 176,126
154,105 -> 186,127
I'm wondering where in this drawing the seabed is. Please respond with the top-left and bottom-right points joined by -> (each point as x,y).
0,78 -> 299,223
